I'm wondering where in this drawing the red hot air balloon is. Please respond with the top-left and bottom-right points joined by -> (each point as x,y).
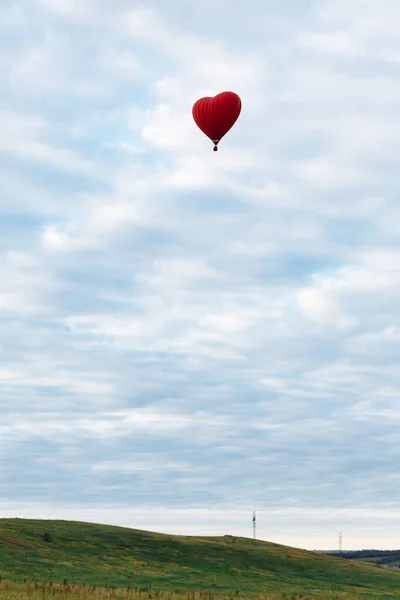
192,91 -> 242,151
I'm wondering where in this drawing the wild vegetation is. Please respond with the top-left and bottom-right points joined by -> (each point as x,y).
1,518 -> 400,599
0,579 -> 393,600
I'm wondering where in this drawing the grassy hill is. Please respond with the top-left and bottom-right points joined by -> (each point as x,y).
1,518 -> 400,599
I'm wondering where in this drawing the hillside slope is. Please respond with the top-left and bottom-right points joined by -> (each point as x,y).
1,518 -> 400,598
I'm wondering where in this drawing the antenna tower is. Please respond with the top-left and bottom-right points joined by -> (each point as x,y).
339,532 -> 342,552
253,511 -> 256,539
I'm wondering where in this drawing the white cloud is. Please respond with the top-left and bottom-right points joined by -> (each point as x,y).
36,0 -> 92,18
0,110 -> 103,175
41,226 -> 71,251
0,251 -> 58,314
297,31 -> 362,57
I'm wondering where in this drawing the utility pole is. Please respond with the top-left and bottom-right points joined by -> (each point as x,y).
339,532 -> 342,552
253,511 -> 256,539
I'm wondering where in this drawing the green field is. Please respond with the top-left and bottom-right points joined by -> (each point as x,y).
1,518 -> 400,599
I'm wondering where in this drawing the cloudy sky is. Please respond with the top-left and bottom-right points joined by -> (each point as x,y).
1,0 -> 400,551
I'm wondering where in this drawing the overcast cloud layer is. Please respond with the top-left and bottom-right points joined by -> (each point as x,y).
1,0 -> 400,550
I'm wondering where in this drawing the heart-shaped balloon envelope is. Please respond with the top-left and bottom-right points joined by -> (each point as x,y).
192,91 -> 242,151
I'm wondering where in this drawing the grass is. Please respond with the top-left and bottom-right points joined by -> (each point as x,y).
0,580 -> 392,600
1,518 -> 400,599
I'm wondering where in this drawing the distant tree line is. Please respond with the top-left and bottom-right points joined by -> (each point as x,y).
326,550 -> 400,559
